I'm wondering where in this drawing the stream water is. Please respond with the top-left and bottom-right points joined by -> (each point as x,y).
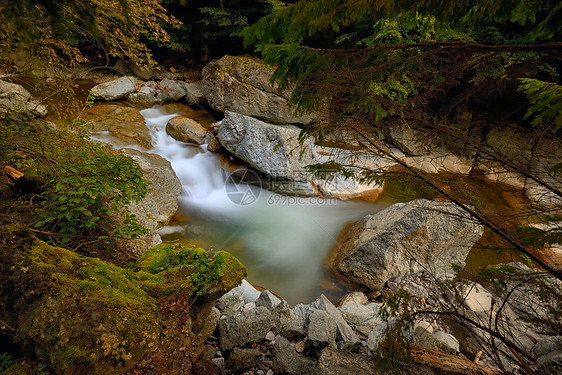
87,103 -> 525,305
137,106 -> 393,304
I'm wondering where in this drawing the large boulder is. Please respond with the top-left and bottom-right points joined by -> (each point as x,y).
90,76 -> 138,100
80,104 -> 153,149
218,111 -> 386,199
0,80 -> 47,116
218,111 -> 315,179
200,55 -> 323,124
115,149 -> 182,257
333,199 -> 484,291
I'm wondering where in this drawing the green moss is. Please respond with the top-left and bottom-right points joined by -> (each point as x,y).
137,243 -> 247,300
213,251 -> 247,290
1,219 -> 246,374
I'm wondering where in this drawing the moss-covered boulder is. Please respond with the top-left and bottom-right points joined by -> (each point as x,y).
0,217 -> 246,374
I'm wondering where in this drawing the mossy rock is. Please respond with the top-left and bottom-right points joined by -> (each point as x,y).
137,243 -> 247,296
0,218 -> 246,374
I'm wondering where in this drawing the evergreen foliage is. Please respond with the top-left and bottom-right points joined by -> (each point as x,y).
242,0 -> 562,128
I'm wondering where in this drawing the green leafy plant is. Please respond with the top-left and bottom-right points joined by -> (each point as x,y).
0,352 -> 15,373
0,113 -> 148,253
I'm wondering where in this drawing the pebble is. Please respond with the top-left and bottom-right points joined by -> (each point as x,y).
265,331 -> 275,341
266,370 -> 274,375
212,357 -> 225,367
294,340 -> 305,354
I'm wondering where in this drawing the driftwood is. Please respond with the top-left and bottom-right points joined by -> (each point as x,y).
409,345 -> 503,375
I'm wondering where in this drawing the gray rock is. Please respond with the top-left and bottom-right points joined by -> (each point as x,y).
313,174 -> 384,200
201,55 -> 322,124
218,111 -> 384,198
333,199 -> 484,291
532,336 -> 562,357
197,306 -> 221,340
256,290 -> 282,310
265,331 -> 276,341
184,81 -> 206,104
400,152 -> 473,175
128,91 -> 160,108
271,336 -> 316,375
219,306 -> 273,350
227,347 -> 261,372
274,301 -> 307,341
411,322 -> 441,351
0,80 -> 48,117
218,111 -> 315,179
338,303 -> 383,338
527,134 -> 562,210
166,116 -> 208,145
389,120 -> 428,155
239,279 -> 262,304
130,62 -> 154,80
115,149 -> 181,256
538,350 -> 562,375
366,322 -> 390,351
433,330 -> 460,354
212,357 -> 225,372
387,120 -> 473,175
403,281 -> 429,300
91,76 -> 137,100
159,78 -> 185,101
220,287 -> 245,317
485,126 -> 534,173
311,295 -> 361,350
306,309 -> 337,355
461,283 -> 494,313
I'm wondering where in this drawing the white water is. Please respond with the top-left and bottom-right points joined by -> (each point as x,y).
139,106 -> 390,304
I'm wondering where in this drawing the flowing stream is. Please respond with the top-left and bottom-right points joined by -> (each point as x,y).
138,106 -> 392,304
